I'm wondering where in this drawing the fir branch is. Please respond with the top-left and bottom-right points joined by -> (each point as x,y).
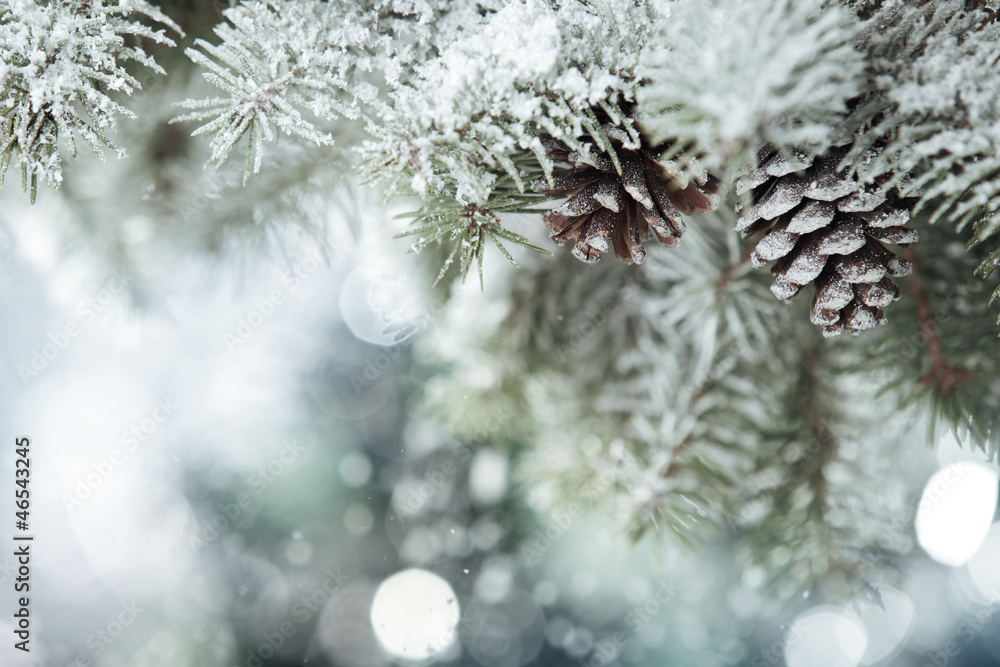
975,240 -> 1000,321
712,244 -> 754,293
858,219 -> 1000,460
416,208 -> 921,602
360,0 -> 651,205
394,175 -> 552,288
660,437 -> 693,481
852,1 -> 1000,248
172,0 -> 356,183
0,0 -> 180,202
176,0 -> 506,182
638,0 -> 865,174
727,334 -> 912,605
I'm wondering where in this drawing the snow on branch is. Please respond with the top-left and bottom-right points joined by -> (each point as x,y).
637,0 -> 865,173
0,0 -> 180,202
418,209 -> 918,600
851,1 -> 1000,242
359,0 -> 654,206
175,0 -> 503,183
173,0 -> 379,183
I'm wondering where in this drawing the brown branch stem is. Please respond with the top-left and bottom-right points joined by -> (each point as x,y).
798,346 -> 839,515
661,439 -> 691,480
901,246 -> 971,394
714,244 -> 755,293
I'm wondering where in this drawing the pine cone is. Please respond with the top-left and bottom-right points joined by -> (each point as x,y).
533,117 -> 720,265
735,144 -> 919,337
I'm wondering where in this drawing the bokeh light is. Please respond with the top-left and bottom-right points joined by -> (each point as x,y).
785,606 -> 867,667
915,462 -> 999,567
369,569 -> 460,661
966,521 -> 1000,601
855,588 -> 914,665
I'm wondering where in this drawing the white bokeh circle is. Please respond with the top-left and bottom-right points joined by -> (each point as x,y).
785,605 -> 867,667
370,569 -> 460,661
915,462 -> 998,567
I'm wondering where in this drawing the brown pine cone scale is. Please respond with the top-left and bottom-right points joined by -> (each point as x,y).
535,121 -> 720,265
736,144 -> 919,337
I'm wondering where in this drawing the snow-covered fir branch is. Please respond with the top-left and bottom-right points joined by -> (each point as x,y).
5,0 -> 1000,613
174,0 -> 351,180
393,169 -> 553,288
724,334 -> 916,605
638,0 -> 865,174
0,0 -> 179,202
360,0 -> 654,206
174,0 -> 1000,298
176,0 -> 505,182
851,2 -> 1000,235
418,210 -> 924,601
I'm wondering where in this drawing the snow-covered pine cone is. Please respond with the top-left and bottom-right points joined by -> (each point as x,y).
533,117 -> 720,265
735,144 -> 919,337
